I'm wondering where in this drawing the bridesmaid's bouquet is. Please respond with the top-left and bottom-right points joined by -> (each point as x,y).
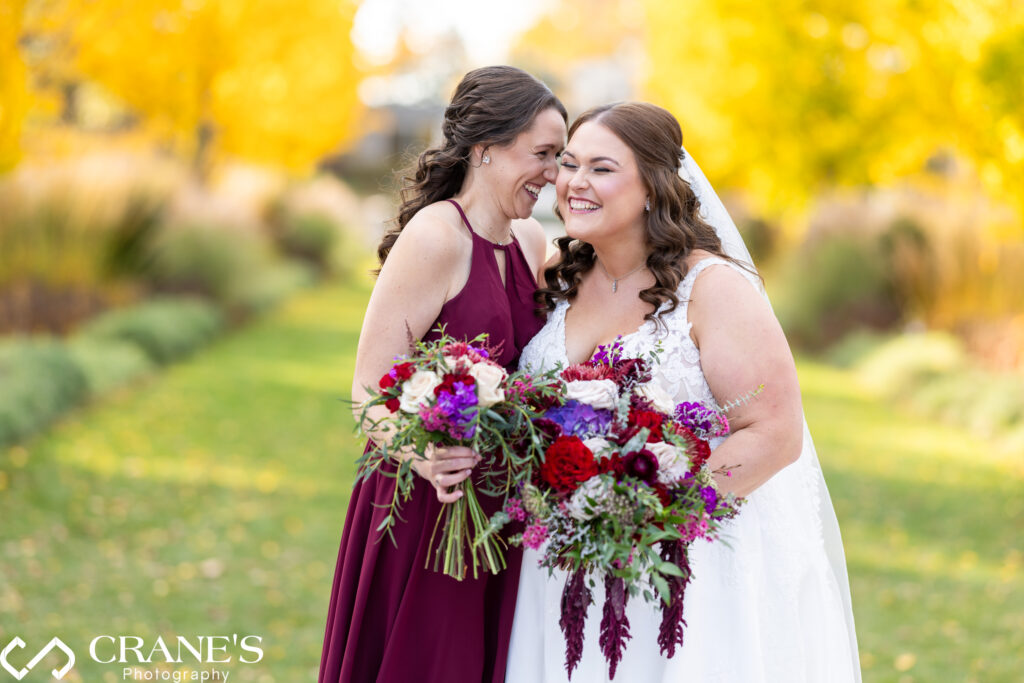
496,340 -> 755,679
357,329 -> 563,581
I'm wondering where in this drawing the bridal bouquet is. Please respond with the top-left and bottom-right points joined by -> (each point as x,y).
499,340 -> 754,679
357,329 -> 563,581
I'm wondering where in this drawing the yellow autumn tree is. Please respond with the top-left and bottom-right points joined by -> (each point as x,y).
0,0 -> 29,172
20,0 -> 362,173
642,0 -> 1024,221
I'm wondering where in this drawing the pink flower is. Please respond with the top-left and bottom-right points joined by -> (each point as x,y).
504,498 -> 527,522
522,522 -> 549,550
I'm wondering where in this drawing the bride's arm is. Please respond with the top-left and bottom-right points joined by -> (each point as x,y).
686,264 -> 804,497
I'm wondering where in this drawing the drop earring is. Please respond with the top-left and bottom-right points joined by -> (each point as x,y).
644,197 -> 650,212
482,154 -> 490,164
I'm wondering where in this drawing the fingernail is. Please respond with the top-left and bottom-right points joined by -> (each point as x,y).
465,469 -> 473,475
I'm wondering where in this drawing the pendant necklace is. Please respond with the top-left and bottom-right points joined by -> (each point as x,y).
595,258 -> 647,293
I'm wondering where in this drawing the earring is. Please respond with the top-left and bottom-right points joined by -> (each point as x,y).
645,197 -> 650,212
482,154 -> 490,164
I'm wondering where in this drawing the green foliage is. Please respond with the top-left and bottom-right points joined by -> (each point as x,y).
268,209 -> 339,274
853,331 -> 967,395
65,337 -> 154,395
79,297 -> 223,365
228,261 -> 315,316
835,330 -> 1024,439
773,231 -> 901,349
142,224 -> 315,316
0,339 -> 88,449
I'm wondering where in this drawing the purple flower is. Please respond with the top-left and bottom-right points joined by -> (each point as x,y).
544,400 -> 613,439
436,380 -> 478,420
675,402 -> 729,440
589,338 -> 624,367
700,485 -> 719,512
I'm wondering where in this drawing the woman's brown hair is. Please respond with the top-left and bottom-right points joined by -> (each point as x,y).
377,66 -> 567,265
537,102 -> 757,322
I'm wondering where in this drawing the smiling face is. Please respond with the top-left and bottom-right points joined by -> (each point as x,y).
556,120 -> 648,245
485,107 -> 567,219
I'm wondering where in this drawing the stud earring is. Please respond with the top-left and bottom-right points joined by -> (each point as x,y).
644,197 -> 650,212
482,154 -> 490,164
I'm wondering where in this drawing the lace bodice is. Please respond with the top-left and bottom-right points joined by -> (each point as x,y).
520,257 -> 758,408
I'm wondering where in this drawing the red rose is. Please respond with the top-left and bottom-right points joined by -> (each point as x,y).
393,362 -> 415,381
629,407 -> 666,442
652,482 -> 672,507
379,373 -> 397,391
434,372 -> 476,397
540,435 -> 598,493
385,397 -> 401,413
597,452 -> 625,477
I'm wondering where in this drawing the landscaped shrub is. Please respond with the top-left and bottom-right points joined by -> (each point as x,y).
66,338 -> 155,395
79,298 -> 224,365
772,232 -> 902,350
142,224 -> 264,303
0,340 -> 89,449
227,262 -> 316,315
268,209 -> 339,274
853,331 -> 968,395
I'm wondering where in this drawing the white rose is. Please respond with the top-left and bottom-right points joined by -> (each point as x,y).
582,437 -> 614,459
399,370 -> 442,413
567,476 -> 611,521
647,441 -> 689,484
468,362 -> 507,408
564,379 -> 619,410
634,383 -> 676,414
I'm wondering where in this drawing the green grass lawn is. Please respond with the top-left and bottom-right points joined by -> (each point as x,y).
1,278 -> 1020,682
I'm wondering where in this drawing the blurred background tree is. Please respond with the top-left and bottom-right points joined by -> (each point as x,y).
0,0 -> 29,172
643,0 -> 1024,222
20,0 -> 363,175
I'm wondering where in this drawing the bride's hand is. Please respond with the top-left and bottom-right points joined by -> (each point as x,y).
411,444 -> 482,504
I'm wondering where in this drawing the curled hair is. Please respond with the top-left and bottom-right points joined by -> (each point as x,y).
377,66 -> 567,265
537,102 -> 758,323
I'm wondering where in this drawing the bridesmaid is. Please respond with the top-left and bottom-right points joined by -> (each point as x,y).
318,66 -> 567,683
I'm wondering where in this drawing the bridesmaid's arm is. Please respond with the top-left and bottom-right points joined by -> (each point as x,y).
687,264 -> 804,497
351,208 -> 478,502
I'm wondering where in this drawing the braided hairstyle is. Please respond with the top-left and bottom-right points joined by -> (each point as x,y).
377,66 -> 567,265
537,102 -> 757,322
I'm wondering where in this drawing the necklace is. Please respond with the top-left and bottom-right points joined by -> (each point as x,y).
595,258 -> 647,293
481,225 -> 513,246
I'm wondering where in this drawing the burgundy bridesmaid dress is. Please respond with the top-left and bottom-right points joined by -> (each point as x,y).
318,200 -> 545,683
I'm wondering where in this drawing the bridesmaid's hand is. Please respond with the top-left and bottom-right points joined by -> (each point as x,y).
411,444 -> 482,504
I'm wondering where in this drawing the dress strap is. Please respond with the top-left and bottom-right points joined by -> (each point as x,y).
446,199 -> 476,236
679,257 -> 728,300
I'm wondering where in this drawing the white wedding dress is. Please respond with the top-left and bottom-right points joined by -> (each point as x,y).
506,152 -> 861,683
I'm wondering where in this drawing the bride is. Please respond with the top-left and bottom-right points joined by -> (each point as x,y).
507,102 -> 861,682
